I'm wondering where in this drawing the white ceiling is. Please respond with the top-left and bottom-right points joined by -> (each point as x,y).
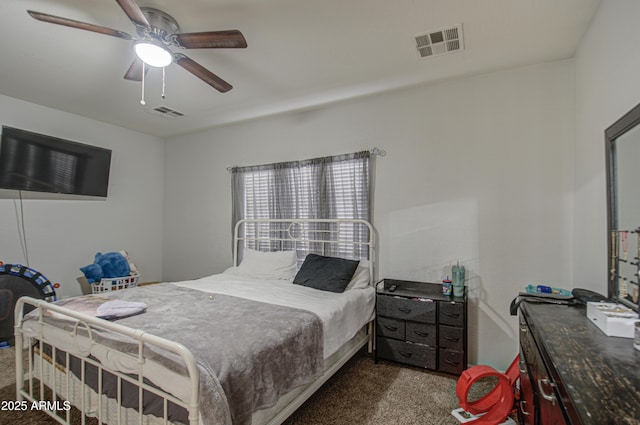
0,0 -> 601,138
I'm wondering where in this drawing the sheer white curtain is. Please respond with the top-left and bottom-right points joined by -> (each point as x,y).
231,151 -> 372,257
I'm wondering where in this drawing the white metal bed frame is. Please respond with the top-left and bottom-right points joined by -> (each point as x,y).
14,218 -> 376,425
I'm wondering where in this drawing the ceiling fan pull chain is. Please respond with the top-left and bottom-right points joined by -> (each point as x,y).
140,61 -> 146,105
162,66 -> 166,100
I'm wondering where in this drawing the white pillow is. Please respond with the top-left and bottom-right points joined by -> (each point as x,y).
229,248 -> 297,280
345,260 -> 371,290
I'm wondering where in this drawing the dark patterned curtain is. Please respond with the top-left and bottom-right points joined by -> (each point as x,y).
231,151 -> 372,257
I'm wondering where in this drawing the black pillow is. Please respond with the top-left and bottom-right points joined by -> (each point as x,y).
293,254 -> 360,293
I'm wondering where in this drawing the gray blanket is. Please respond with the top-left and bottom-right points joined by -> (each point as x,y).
45,283 -> 324,425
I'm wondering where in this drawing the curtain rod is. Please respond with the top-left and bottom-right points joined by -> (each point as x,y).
226,147 -> 386,172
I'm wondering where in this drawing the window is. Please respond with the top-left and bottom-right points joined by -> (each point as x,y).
231,151 -> 372,257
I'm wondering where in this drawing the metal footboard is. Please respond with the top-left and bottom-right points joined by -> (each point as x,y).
14,296 -> 200,425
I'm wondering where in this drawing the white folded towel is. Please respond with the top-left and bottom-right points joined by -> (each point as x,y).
96,300 -> 147,319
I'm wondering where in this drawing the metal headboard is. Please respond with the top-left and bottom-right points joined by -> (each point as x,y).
233,218 -> 375,285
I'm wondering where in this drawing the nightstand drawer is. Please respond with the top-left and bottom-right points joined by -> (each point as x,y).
377,296 -> 436,323
439,348 -> 464,374
377,317 -> 405,340
439,302 -> 464,327
406,322 -> 436,346
439,325 -> 464,350
377,338 -> 436,369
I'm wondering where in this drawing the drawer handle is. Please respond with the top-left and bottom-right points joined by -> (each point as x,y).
537,378 -> 557,404
444,336 -> 460,342
519,400 -> 531,416
413,331 -> 429,337
518,361 -> 527,374
398,307 -> 411,314
444,359 -> 458,366
398,351 -> 413,358
444,312 -> 460,318
384,325 -> 398,331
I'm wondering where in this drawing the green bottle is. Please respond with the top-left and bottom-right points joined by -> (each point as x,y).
452,262 -> 465,297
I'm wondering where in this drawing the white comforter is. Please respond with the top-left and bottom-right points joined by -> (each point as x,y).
171,272 -> 375,358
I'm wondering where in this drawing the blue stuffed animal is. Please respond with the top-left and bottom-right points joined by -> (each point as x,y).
80,252 -> 131,284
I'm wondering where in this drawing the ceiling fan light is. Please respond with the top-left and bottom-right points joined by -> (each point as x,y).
134,41 -> 172,67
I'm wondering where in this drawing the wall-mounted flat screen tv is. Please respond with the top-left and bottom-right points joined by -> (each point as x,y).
0,126 -> 112,197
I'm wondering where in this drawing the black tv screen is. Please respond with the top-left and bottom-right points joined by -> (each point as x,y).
0,126 -> 111,197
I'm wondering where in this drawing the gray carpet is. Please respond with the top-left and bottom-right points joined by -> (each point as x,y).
0,346 -> 491,425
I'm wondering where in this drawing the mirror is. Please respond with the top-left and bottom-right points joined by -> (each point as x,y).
605,102 -> 640,312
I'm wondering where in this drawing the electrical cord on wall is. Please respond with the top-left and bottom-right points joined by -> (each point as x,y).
13,190 -> 30,266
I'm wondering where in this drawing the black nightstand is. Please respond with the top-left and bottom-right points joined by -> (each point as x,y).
375,279 -> 468,375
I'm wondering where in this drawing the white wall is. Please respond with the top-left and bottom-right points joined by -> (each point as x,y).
0,95 -> 165,298
573,0 -> 640,293
164,60 -> 575,369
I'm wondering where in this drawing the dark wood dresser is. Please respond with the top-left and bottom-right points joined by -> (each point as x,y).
518,302 -> 640,425
375,279 -> 467,374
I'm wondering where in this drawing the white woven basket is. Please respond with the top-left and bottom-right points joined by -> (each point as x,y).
91,273 -> 140,294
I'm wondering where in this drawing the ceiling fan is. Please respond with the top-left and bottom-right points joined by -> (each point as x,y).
27,0 -> 247,93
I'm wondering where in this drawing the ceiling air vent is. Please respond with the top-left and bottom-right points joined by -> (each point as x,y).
146,105 -> 185,119
415,24 -> 464,58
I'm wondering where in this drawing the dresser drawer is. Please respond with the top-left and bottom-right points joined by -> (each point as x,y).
439,348 -> 464,374
377,338 -> 436,369
439,301 -> 464,327
518,344 -> 536,425
377,317 -> 405,340
377,296 -> 436,323
439,324 -> 464,350
519,311 -> 567,425
406,322 -> 436,346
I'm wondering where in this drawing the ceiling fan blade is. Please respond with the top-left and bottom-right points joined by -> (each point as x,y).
114,0 -> 150,28
27,10 -> 132,40
123,58 -> 148,81
174,54 -> 232,93
174,30 -> 247,49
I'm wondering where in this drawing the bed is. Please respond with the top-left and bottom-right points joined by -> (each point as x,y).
14,218 -> 376,425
